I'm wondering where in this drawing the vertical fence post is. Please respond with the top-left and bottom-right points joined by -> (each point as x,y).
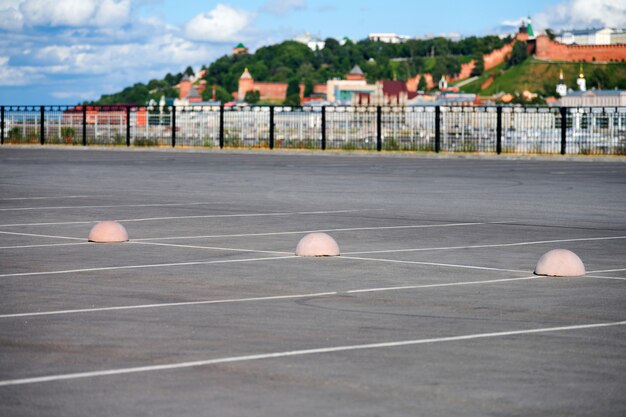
126,106 -> 131,147
219,105 -> 224,149
496,106 -> 503,155
1,106 -> 4,145
321,106 -> 326,150
560,107 -> 567,155
171,106 -> 176,148
435,106 -> 441,153
376,106 -> 382,152
269,106 -> 275,150
82,105 -> 87,146
40,106 -> 45,145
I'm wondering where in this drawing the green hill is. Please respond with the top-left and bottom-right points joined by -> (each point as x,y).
93,35 -> 509,105
93,36 -> 626,106
458,58 -> 626,97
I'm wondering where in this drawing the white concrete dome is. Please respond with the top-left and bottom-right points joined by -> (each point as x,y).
295,233 -> 340,257
534,249 -> 585,277
88,221 -> 129,243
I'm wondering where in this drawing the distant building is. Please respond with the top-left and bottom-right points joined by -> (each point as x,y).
234,68 -> 310,102
176,75 -> 207,105
345,65 -> 365,81
611,29 -> 626,44
559,89 -> 626,107
232,43 -> 248,55
326,65 -> 375,104
445,32 -> 463,42
294,33 -> 325,50
577,65 -> 587,92
407,93 -> 476,106
368,33 -> 411,43
556,28 -> 615,45
556,70 -> 568,97
519,16 -> 535,40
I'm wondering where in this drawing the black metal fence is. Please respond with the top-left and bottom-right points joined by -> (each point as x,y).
1,105 -> 625,155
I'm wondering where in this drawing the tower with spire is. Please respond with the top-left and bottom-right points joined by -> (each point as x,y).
556,69 -> 567,97
577,64 -> 586,91
526,16 -> 535,39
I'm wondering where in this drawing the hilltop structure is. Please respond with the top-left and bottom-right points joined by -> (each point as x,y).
368,33 -> 412,43
556,70 -> 568,97
559,89 -> 626,107
232,43 -> 248,55
556,28 -> 626,45
234,68 -> 314,102
176,74 -> 207,105
294,33 -> 325,50
577,65 -> 587,92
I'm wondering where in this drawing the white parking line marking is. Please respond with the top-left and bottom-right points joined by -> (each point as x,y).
341,255 -> 528,273
585,275 -> 626,281
0,230 -> 84,241
130,241 -> 293,255
0,276 -> 538,319
342,235 -> 626,255
0,242 -> 88,250
1,320 -> 624,387
0,255 -> 297,278
587,268 -> 626,274
0,202 -> 218,212
0,209 -> 379,227
132,222 -> 501,241
0,195 -> 101,201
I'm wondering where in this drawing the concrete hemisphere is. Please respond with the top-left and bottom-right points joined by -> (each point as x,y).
295,233 -> 340,257
534,249 -> 585,277
88,221 -> 129,243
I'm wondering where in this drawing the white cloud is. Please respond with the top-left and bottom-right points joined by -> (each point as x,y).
0,56 -> 43,86
0,1 -> 263,103
33,35 -> 216,75
93,0 -> 131,27
0,6 -> 24,31
8,0 -> 131,28
185,4 -> 254,42
51,90 -> 99,100
21,0 -> 97,27
261,0 -> 307,16
534,0 -> 626,31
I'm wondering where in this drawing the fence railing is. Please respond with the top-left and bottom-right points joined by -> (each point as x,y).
1,105 -> 625,155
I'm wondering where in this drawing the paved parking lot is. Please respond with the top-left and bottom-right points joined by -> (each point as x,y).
1,148 -> 625,416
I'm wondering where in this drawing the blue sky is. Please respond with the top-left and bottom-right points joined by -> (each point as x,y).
1,0 -> 624,105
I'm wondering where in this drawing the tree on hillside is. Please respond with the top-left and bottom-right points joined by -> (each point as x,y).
184,66 -> 195,77
430,55 -> 462,85
201,85 -> 233,103
507,41 -> 528,67
471,55 -> 484,77
284,79 -> 301,106
244,90 -> 260,104
588,67 -> 611,89
417,75 -> 427,91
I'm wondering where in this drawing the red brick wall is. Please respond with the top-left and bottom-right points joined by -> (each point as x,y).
453,61 -> 475,82
178,80 -> 192,99
255,82 -> 288,100
484,42 -> 513,70
534,35 -> 626,62
406,74 -> 435,91
313,84 -> 327,95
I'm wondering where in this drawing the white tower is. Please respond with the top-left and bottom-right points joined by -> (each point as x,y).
577,65 -> 586,92
556,69 -> 567,97
438,75 -> 448,91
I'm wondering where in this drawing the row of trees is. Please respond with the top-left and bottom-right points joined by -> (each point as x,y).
94,35 -> 511,105
202,36 -> 511,99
